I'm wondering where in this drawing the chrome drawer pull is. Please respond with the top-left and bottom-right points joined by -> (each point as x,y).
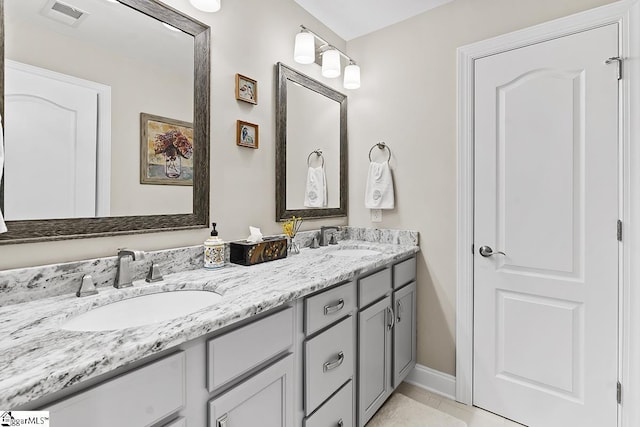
217,413 -> 229,427
387,306 -> 396,330
323,351 -> 345,372
324,298 -> 345,315
337,419 -> 344,427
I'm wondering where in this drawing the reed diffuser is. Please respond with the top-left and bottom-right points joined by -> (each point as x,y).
282,216 -> 303,254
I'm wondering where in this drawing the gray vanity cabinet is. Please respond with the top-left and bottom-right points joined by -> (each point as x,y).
357,256 -> 417,427
358,295 -> 393,426
44,352 -> 186,427
302,281 -> 357,427
208,354 -> 294,427
392,281 -> 417,388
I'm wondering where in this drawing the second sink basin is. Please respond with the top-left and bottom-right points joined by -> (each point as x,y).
329,248 -> 381,258
61,290 -> 222,332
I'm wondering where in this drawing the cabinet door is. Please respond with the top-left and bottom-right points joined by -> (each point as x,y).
393,281 -> 417,388
208,355 -> 294,427
358,296 -> 392,427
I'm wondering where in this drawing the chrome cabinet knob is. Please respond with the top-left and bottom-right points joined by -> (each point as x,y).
479,245 -> 506,257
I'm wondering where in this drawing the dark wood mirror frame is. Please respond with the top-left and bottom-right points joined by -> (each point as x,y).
0,0 -> 210,244
275,62 -> 347,221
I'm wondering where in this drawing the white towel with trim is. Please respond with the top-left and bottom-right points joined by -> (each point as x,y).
365,161 -> 394,209
0,114 -> 6,233
304,166 -> 327,208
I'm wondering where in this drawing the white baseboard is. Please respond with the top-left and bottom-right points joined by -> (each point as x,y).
404,364 -> 457,401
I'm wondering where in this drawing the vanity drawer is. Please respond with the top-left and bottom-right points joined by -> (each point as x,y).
44,352 -> 185,427
305,281 -> 356,336
304,380 -> 353,427
393,256 -> 416,289
305,315 -> 355,414
358,268 -> 392,307
207,306 -> 294,392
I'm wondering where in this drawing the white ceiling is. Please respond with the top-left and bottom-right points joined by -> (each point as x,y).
294,0 -> 455,41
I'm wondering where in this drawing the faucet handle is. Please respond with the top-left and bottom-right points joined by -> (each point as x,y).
77,274 -> 98,297
145,262 -> 164,283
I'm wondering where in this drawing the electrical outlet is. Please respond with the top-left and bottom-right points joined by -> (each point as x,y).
371,209 -> 382,222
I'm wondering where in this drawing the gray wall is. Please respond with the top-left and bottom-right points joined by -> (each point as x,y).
346,0 -> 617,375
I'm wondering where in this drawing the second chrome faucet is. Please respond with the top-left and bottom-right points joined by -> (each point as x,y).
319,226 -> 340,247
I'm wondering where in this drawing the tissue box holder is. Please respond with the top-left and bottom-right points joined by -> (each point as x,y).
230,236 -> 288,266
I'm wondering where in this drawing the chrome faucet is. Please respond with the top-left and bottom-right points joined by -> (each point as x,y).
114,249 -> 146,289
319,226 -> 340,246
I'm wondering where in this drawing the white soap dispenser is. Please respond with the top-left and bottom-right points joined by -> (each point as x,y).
204,222 -> 225,269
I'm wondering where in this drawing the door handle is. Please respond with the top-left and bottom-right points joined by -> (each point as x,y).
396,300 -> 402,323
479,245 -> 506,257
387,306 -> 396,330
324,298 -> 345,315
337,419 -> 344,427
323,351 -> 345,372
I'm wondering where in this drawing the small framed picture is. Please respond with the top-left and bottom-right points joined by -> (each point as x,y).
236,73 -> 258,104
237,120 -> 259,149
140,113 -> 194,185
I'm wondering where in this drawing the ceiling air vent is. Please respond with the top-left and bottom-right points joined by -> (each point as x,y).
41,0 -> 90,27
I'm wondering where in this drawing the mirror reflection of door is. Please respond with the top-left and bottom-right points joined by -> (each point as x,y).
3,0 -> 194,218
5,61 -> 107,221
285,82 -> 341,210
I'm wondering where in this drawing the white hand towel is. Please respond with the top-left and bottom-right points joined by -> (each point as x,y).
365,161 -> 394,209
0,114 -> 6,233
304,166 -> 327,208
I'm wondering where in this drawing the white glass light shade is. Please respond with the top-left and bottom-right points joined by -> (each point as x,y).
343,64 -> 360,89
322,49 -> 341,78
189,0 -> 221,12
294,32 -> 315,64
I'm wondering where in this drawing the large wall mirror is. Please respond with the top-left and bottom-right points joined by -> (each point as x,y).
275,62 -> 347,221
0,0 -> 210,244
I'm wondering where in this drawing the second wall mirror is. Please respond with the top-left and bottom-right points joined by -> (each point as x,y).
275,62 -> 347,221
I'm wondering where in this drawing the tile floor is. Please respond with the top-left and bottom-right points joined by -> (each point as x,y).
396,383 -> 527,427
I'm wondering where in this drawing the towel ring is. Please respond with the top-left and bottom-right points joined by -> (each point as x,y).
368,142 -> 391,162
307,149 -> 325,167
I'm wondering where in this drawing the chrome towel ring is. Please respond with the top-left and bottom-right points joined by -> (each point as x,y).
368,142 -> 391,162
307,149 -> 325,167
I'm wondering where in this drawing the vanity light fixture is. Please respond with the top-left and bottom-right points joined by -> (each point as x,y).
294,25 -> 361,89
294,32 -> 315,64
321,49 -> 341,78
343,62 -> 361,90
189,0 -> 221,13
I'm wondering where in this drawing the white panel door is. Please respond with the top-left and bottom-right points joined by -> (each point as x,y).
4,65 -> 98,220
473,24 -> 619,427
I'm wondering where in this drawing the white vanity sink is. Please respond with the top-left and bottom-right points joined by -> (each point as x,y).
329,248 -> 381,258
61,291 -> 222,332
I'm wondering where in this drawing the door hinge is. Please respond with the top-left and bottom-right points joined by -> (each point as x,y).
617,381 -> 622,404
471,244 -> 475,254
617,220 -> 623,242
605,56 -> 622,80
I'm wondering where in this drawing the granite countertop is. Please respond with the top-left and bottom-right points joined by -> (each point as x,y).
0,240 -> 418,408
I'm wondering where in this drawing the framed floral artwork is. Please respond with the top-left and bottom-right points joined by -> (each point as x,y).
237,120 -> 259,149
236,73 -> 258,104
140,113 -> 194,185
